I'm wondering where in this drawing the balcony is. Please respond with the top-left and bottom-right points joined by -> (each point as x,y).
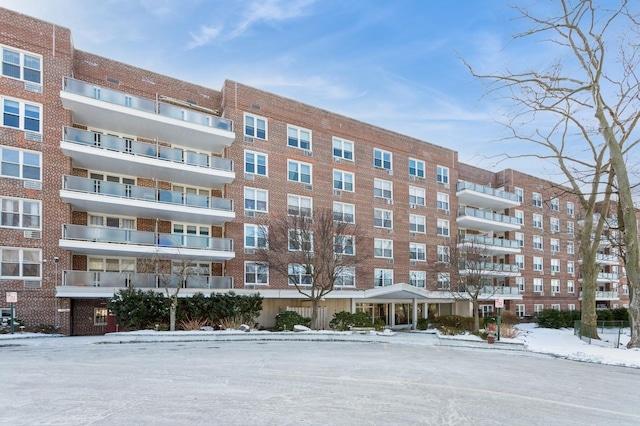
456,181 -> 520,210
457,206 -> 521,232
458,261 -> 520,277
578,272 -> 620,283
60,77 -> 234,152
579,291 -> 620,301
459,235 -> 521,255
60,175 -> 235,225
61,127 -> 234,187
57,270 -> 233,297
59,224 -> 234,261
459,285 -> 522,297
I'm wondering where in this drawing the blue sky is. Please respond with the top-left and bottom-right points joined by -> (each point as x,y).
0,0 -> 577,177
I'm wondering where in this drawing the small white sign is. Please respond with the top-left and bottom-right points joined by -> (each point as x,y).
495,298 -> 504,308
6,292 -> 17,303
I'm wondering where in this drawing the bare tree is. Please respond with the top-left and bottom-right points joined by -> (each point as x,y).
254,207 -> 369,329
428,237 -> 513,332
465,0 -> 640,344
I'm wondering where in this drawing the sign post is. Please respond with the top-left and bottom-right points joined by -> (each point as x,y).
495,298 -> 504,341
6,292 -> 17,335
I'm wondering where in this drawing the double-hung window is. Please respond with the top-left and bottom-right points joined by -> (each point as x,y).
550,217 -> 560,233
515,255 -> 525,270
567,201 -> 575,216
288,229 -> 313,252
533,278 -> 543,293
244,150 -> 267,176
437,273 -> 450,290
335,267 -> 355,287
2,98 -> 41,133
374,238 -> 393,258
1,197 -> 40,229
436,193 -> 449,211
374,178 -> 392,199
409,214 -> 426,233
550,238 -> 559,253
333,202 -> 355,223
374,148 -> 392,170
332,137 -> 354,161
287,125 -> 311,150
333,170 -> 354,192
288,263 -> 313,286
533,257 -> 543,272
334,235 -> 355,256
408,158 -> 424,178
436,165 -> 449,184
532,213 -> 543,229
550,198 -> 559,211
2,47 -> 41,83
567,280 -> 575,293
374,268 -> 393,287
245,262 -> 268,285
436,219 -> 450,237
515,210 -> 524,225
244,224 -> 267,249
514,187 -> 523,203
409,186 -> 425,206
374,209 -> 393,229
244,113 -> 267,139
1,247 -> 41,278
437,245 -> 450,263
409,243 -> 426,261
533,235 -> 543,250
244,187 -> 268,212
515,232 -> 524,247
0,147 -> 41,180
288,160 -> 312,184
551,259 -> 560,273
409,271 -> 426,288
551,279 -> 560,293
287,194 -> 312,217
532,192 -> 542,208
567,221 -> 574,235
567,261 -> 575,275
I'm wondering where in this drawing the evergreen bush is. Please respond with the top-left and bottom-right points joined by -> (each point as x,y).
275,311 -> 311,331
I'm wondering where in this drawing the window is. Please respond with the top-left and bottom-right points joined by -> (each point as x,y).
2,98 -> 41,133
534,304 -> 544,313
408,158 -> 424,178
515,210 -> 524,225
244,150 -> 267,176
437,245 -> 450,263
335,267 -> 355,287
622,284 -> 629,295
551,279 -> 560,293
533,278 -> 543,293
567,261 -> 575,275
334,235 -> 355,255
409,271 -> 426,288
516,304 -> 525,318
410,243 -> 426,261
514,187 -> 523,203
287,125 -> 311,150
515,255 -> 525,270
0,147 -> 41,181
332,137 -> 354,161
533,257 -> 543,272
374,268 -> 393,286
532,192 -> 542,208
374,209 -> 393,229
2,47 -> 41,83
550,217 -> 560,233
550,198 -> 559,211
288,229 -> 312,252
551,304 -> 560,311
436,165 -> 449,184
244,113 -> 267,139
244,187 -> 268,212
245,262 -> 268,285
374,238 -> 393,258
333,202 -> 355,223
374,178 -> 392,199
409,186 -> 425,206
533,235 -> 543,250
567,280 -> 575,293
409,214 -> 426,233
374,148 -> 392,170
436,192 -> 449,211
437,273 -> 450,290
244,224 -> 267,249
515,232 -> 524,247
568,303 -> 576,311
288,194 -> 312,217
437,219 -> 450,237
1,247 -> 40,278
567,201 -> 574,216
551,259 -> 560,273
288,263 -> 312,286
516,277 -> 525,292
333,170 -> 354,192
565,241 -> 574,255
550,238 -> 559,253
1,198 -> 40,229
287,160 -> 312,184
532,214 -> 543,229
94,308 -> 108,326
567,221 -> 574,235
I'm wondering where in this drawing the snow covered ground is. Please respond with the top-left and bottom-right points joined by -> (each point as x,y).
1,323 -> 638,368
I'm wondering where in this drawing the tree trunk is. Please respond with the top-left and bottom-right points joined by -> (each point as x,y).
170,296 -> 178,331
628,285 -> 640,348
472,300 -> 480,332
579,264 -> 600,339
310,298 -> 319,330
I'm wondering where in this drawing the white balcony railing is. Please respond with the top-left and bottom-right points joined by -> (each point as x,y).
457,181 -> 520,203
63,270 -> 233,289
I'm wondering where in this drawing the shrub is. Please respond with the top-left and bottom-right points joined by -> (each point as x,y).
179,317 -> 209,331
609,307 -> 629,322
500,324 -> 520,338
374,318 -> 386,331
535,309 -> 579,329
108,289 -> 170,331
275,311 -> 311,331
500,311 -> 521,326
416,318 -> 429,331
329,311 -> 374,331
431,315 -> 475,331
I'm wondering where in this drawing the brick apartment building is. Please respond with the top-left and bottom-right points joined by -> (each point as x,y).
0,8 -> 631,334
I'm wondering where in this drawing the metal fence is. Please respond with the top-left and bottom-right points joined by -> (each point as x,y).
574,320 -> 630,348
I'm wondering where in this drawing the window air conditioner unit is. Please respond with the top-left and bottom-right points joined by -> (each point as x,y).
445,210 -> 450,216
387,229 -> 394,234
409,176 -> 416,181
245,211 -> 255,217
244,173 -> 255,180
410,261 -> 417,266
243,136 -> 254,143
304,150 -> 313,157
410,204 -> 416,209
387,259 -> 394,264
333,190 -> 342,196
244,248 -> 255,255
333,157 -> 341,163
386,199 -> 394,205
304,184 -> 313,191
387,170 -> 394,176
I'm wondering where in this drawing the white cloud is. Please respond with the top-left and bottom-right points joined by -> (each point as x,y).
187,25 -> 222,49
229,0 -> 315,39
